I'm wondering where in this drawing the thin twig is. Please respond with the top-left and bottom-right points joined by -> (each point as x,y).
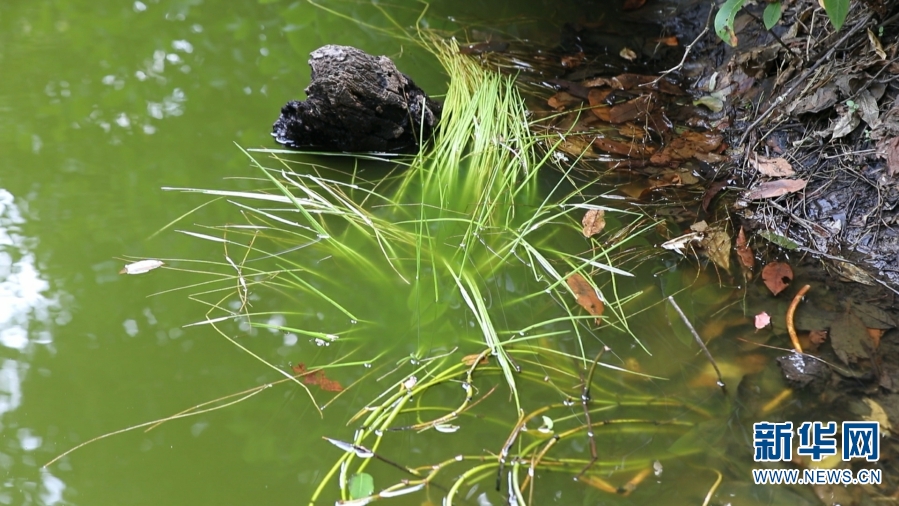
575,346 -> 609,481
649,1 -> 715,85
786,284 -> 811,353
667,296 -> 726,393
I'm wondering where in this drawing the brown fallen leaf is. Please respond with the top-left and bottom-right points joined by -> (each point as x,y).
461,354 -> 489,366
609,94 -> 655,124
761,261 -> 793,296
701,226 -> 731,271
547,91 -> 582,110
652,36 -> 679,47
566,273 -> 604,325
830,311 -> 869,365
876,136 -> 899,176
622,0 -> 646,10
587,88 -> 613,122
649,131 -> 723,165
735,227 -> 755,271
582,209 -> 606,238
593,137 -> 655,157
701,180 -> 727,211
619,47 -> 638,61
611,74 -> 685,95
745,179 -> 807,200
868,327 -> 884,348
561,52 -> 585,69
749,154 -> 795,177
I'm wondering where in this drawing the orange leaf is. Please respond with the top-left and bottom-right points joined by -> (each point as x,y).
735,227 -> 755,270
566,273 -> 604,325
461,354 -> 489,366
581,209 -> 606,238
761,262 -> 793,296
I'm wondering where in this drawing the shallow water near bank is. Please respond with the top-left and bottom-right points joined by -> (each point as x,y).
0,1 -> 848,505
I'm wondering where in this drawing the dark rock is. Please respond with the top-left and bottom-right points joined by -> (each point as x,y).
777,352 -> 832,391
272,45 -> 442,153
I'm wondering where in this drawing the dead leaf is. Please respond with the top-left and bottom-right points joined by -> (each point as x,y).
611,74 -> 685,95
593,137 -> 654,157
857,90 -> 880,127
789,84 -> 838,115
622,0 -> 646,10
557,135 -> 594,158
701,180 -> 727,211
652,36 -> 679,47
745,179 -> 807,200
834,261 -> 876,285
832,107 -> 860,139
862,399 -> 892,436
661,232 -> 703,255
587,88 -> 613,122
609,95 -> 655,124
461,354 -> 489,366
566,273 -> 604,325
831,311 -> 870,365
809,329 -> 828,345
755,312 -> 771,329
561,52 -> 585,69
735,227 -> 755,271
581,209 -> 606,238
649,131 -> 723,165
876,136 -> 899,176
617,123 -> 648,140
694,95 -> 724,113
619,47 -> 638,61
761,261 -> 793,296
867,327 -> 884,348
547,92 -> 582,110
701,226 -> 731,271
749,154 -> 795,177
868,28 -> 887,60
120,259 -> 165,275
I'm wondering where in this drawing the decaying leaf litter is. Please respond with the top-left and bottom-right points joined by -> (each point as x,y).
468,0 -> 899,500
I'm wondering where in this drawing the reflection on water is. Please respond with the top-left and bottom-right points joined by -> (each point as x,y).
0,189 -> 59,353
0,189 -> 67,504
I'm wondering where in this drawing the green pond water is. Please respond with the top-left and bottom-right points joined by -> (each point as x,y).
0,1 -> 826,505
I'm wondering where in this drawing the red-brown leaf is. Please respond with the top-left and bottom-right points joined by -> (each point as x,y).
581,209 -> 606,238
566,273 -> 604,325
761,262 -> 793,296
735,227 -> 755,270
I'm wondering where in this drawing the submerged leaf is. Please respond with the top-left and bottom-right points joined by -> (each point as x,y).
754,312 -> 771,329
830,311 -> 869,365
761,262 -> 793,296
701,226 -> 731,271
349,473 -> 375,500
119,259 -> 164,275
581,209 -> 606,238
566,273 -> 604,325
735,227 -> 755,271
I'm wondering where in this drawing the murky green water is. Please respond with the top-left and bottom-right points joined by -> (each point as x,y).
0,1 -> 826,505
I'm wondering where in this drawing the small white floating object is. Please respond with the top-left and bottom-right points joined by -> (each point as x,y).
119,259 -> 164,275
